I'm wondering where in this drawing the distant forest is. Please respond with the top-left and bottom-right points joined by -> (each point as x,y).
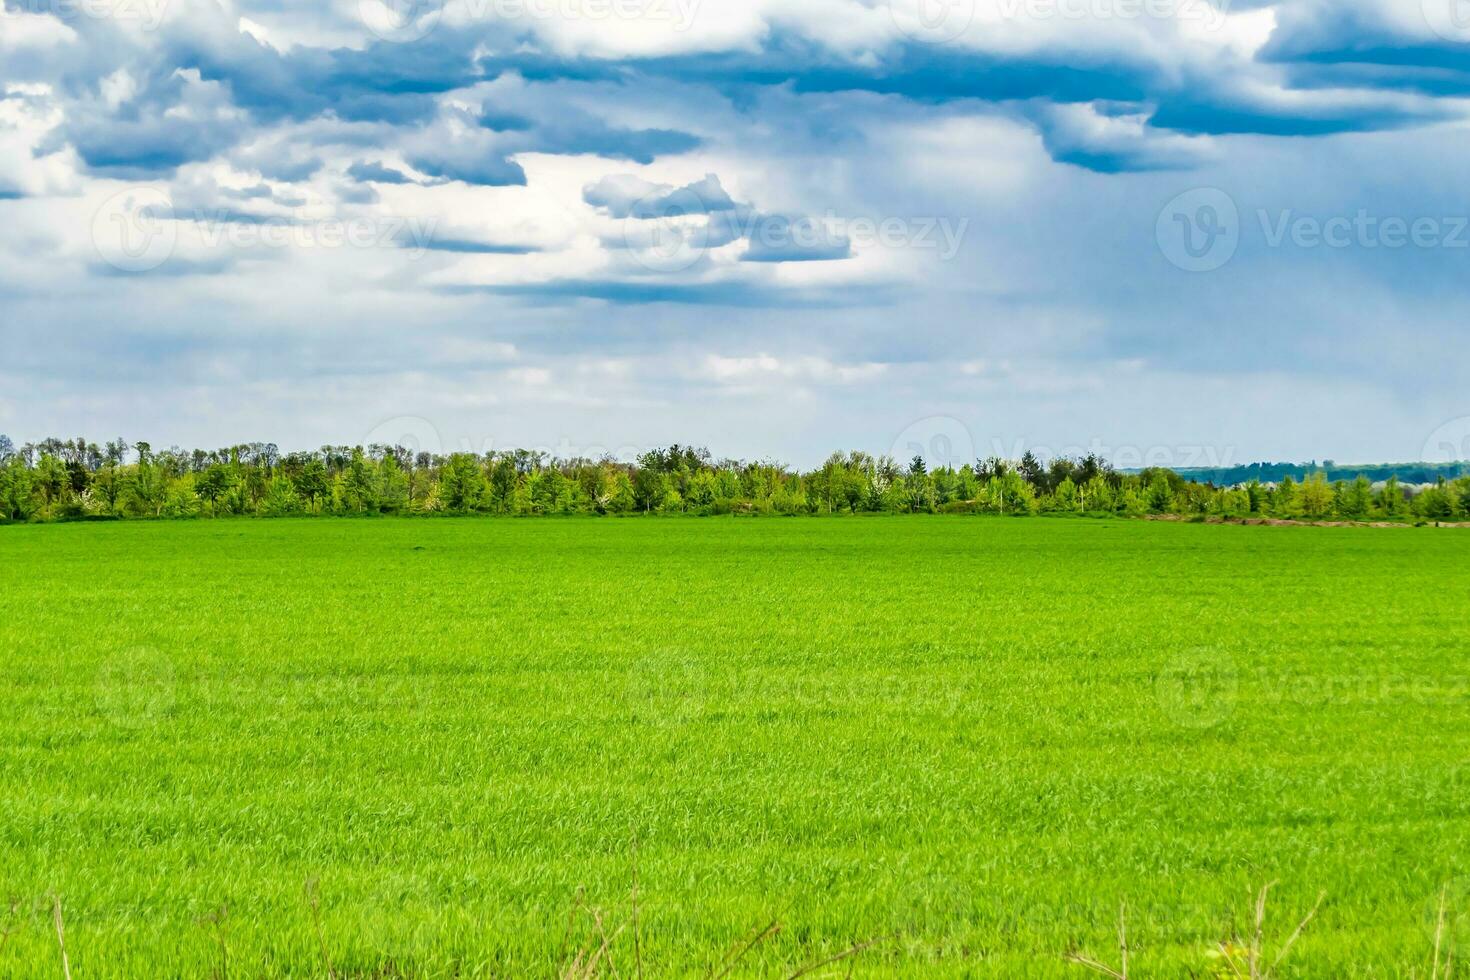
2,434 -> 1469,525
1165,461 -> 1470,486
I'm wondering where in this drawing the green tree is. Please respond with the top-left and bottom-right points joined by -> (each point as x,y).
1376,476 -> 1405,518
1145,473 -> 1174,514
1299,472 -> 1333,520
163,474 -> 201,518
441,454 -> 488,511
195,464 -> 237,516
1053,477 -> 1080,513
341,450 -> 378,513
1414,480 -> 1455,521
608,470 -> 636,514
260,475 -> 300,517
1018,451 -> 1045,490
1338,475 -> 1373,519
632,465 -> 668,513
378,455 -> 409,513
296,460 -> 330,513
1273,476 -> 1300,518
0,458 -> 36,521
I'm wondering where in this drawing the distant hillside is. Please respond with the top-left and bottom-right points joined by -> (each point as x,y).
1164,461 -> 1470,486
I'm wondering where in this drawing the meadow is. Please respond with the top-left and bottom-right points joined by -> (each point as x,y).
1,517 -> 1468,977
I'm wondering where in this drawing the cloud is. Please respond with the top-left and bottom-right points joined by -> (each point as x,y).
88,255 -> 236,278
447,277 -> 888,307
407,237 -> 540,255
584,173 -> 853,268
7,0 -> 1470,464
1257,1 -> 1470,99
1149,87 -> 1447,137
740,215 -> 853,263
537,123 -> 701,164
583,173 -> 737,219
701,353 -> 887,385
58,69 -> 243,177
477,109 -> 534,132
406,153 -> 528,187
1031,103 -> 1213,173
474,95 -> 702,163
347,160 -> 414,184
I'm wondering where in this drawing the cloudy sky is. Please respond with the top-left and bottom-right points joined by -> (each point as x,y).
2,0 -> 1468,467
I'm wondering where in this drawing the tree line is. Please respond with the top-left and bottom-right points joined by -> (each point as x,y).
2,434 -> 1468,524
1174,460 -> 1470,487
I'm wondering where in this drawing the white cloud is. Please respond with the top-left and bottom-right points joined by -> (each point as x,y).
701,354 -> 889,386
0,7 -> 77,51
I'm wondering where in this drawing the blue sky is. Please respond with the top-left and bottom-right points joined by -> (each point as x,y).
2,0 -> 1468,466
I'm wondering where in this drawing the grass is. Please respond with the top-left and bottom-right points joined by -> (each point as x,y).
1,516 -> 1468,977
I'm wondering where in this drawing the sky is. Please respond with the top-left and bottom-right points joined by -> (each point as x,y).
2,0 -> 1469,468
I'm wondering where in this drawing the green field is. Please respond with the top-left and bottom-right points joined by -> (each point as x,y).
2,518 -> 1468,977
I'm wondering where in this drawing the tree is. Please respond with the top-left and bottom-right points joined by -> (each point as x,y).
1053,477 -> 1080,512
1083,475 -> 1113,513
985,471 -> 1034,515
1245,479 -> 1267,514
632,465 -> 668,513
1273,476 -> 1300,518
261,475 -> 300,517
104,438 -> 129,467
1415,480 -> 1455,521
341,450 -> 378,513
441,454 -> 487,511
488,456 -> 519,512
92,465 -> 124,514
1299,472 -> 1333,520
123,460 -> 164,516
1146,473 -> 1174,514
607,470 -> 636,514
296,459 -> 330,513
955,464 -> 979,503
35,455 -> 66,508
378,454 -> 409,513
163,474 -> 200,517
195,464 -> 237,515
1047,457 -> 1078,494
0,458 -> 35,521
6,432 -> 1456,529
1019,451 -> 1045,490
1376,475 -> 1405,518
1339,475 -> 1372,519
